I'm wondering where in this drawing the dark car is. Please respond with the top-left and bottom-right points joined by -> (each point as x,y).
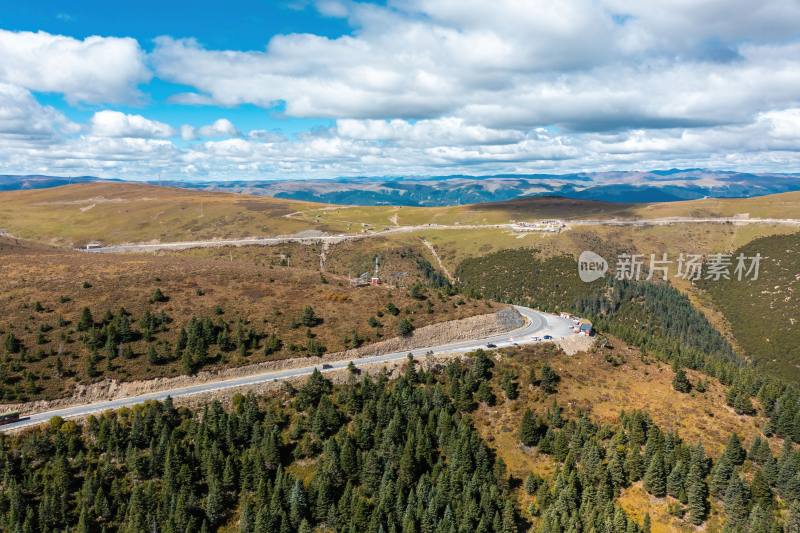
543,335 -> 553,340
486,343 -> 497,348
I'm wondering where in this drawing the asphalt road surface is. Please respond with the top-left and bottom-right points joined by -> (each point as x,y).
0,306 -> 575,432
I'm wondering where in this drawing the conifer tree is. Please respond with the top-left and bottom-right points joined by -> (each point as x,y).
642,513 -> 651,533
644,451 -> 667,497
539,364 -> 560,394
723,474 -> 750,531
686,461 -> 709,525
672,368 -> 691,393
519,409 -> 541,447
78,307 -> 94,332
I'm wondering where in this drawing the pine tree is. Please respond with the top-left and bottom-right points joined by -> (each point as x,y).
301,306 -> 320,327
263,333 -> 282,355
746,504 -> 773,533
672,368 -> 691,393
666,460 -> 686,500
750,469 -> 773,510
723,474 -> 750,531
644,451 -> 667,497
710,454 -> 735,498
205,478 -> 225,527
539,364 -> 560,394
289,480 -> 307,527
398,318 -> 415,336
182,350 -> 194,375
519,409 -> 540,447
686,462 -> 708,525
75,307 -> 93,332
524,473 -> 539,495
501,370 -> 519,400
147,344 -> 160,365
625,447 -> 644,483
722,433 -> 746,466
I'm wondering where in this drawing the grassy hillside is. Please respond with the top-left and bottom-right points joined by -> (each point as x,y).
4,341 -> 799,532
0,182 -> 321,246
633,191 -> 800,219
456,248 -> 738,365
298,191 -> 800,229
699,232 -> 800,380
0,239 -> 488,401
2,183 -> 797,251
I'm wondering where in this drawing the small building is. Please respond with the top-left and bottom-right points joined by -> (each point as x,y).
350,272 -> 371,287
578,320 -> 593,336
370,276 -> 381,286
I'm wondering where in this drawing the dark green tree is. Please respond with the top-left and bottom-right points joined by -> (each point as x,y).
672,368 -> 691,393
644,450 -> 667,497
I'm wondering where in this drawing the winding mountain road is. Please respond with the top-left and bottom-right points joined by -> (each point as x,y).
0,306 -> 574,432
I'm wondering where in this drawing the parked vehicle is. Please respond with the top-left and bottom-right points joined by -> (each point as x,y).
486,343 -> 497,348
0,412 -> 20,426
543,335 -> 553,340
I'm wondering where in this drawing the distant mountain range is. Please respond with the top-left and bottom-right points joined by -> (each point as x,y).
3,169 -> 800,206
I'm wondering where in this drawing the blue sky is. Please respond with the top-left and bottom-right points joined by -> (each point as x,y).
0,0 -> 799,180
3,1 -> 350,133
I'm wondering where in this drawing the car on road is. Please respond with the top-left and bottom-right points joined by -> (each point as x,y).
486,343 -> 497,348
322,364 -> 333,369
543,335 -> 553,340
532,336 -> 541,341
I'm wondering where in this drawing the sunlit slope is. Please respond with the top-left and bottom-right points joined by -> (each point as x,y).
631,190 -> 800,219
292,196 -> 635,229
1,182 -> 798,248
292,191 -> 800,228
0,182 -> 322,246
698,232 -> 800,380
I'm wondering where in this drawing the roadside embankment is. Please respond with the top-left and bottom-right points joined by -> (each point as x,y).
5,306 -> 524,415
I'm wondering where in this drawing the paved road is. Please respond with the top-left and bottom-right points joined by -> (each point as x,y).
0,306 -> 574,432
82,216 -> 800,253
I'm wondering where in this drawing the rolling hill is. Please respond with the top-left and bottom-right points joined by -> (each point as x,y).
4,169 -> 800,206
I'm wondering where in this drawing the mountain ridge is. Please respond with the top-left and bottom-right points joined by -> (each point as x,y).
2,169 -> 800,206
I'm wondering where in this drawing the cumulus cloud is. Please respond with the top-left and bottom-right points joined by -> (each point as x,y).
0,29 -> 150,104
180,119 -> 240,141
335,118 -> 524,146
197,119 -> 239,138
150,0 -> 800,135
0,83 -> 77,140
90,110 -> 174,138
2,1 -> 800,177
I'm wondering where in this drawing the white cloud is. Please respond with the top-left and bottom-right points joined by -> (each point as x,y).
90,110 -> 174,138
179,119 -> 240,141
3,1 -> 800,177
180,124 -> 196,141
0,30 -> 150,104
335,118 -> 524,146
197,119 -> 239,138
0,83 -> 77,139
148,0 -> 800,146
